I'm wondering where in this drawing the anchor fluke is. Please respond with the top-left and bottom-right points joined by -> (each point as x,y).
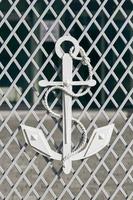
21,125 -> 61,160
71,124 -> 114,161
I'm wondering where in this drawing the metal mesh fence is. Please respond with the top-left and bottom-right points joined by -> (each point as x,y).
0,0 -> 133,199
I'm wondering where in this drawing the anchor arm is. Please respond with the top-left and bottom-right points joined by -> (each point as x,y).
71,124 -> 114,161
21,125 -> 62,160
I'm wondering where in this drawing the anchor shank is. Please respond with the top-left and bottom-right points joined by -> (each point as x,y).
62,53 -> 72,174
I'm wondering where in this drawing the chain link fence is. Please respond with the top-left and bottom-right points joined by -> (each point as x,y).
0,0 -> 133,199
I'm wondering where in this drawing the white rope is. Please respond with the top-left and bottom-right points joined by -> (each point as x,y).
69,46 -> 93,80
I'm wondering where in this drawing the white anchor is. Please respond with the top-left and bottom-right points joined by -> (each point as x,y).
21,36 -> 114,174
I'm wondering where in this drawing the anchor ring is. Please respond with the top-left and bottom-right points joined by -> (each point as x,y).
55,35 -> 80,58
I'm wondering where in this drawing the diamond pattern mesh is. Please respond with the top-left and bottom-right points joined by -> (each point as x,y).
0,0 -> 133,199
